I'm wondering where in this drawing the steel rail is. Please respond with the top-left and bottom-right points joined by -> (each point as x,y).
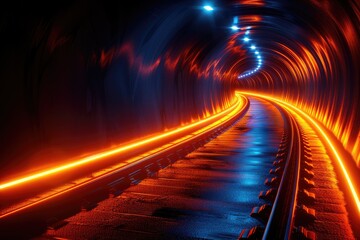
0,94 -> 249,225
262,106 -> 302,239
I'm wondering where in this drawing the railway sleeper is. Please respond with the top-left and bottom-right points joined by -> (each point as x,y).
107,177 -> 127,197
276,152 -> 286,159
157,158 -> 169,169
264,177 -> 280,187
250,204 -> 272,222
293,226 -> 316,240
144,163 -> 158,177
269,166 -> 284,175
277,148 -> 287,155
303,144 -> 311,151
273,158 -> 285,166
238,226 -> 264,240
81,199 -> 98,212
303,161 -> 314,170
108,187 -> 123,198
46,217 -> 69,234
299,189 -> 316,204
278,142 -> 287,149
296,204 -> 316,222
301,178 -> 315,188
301,168 -> 315,179
128,169 -> 144,185
259,188 -> 277,202
303,155 -> 312,162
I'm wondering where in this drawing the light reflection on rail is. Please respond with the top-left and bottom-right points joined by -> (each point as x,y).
240,91 -> 360,215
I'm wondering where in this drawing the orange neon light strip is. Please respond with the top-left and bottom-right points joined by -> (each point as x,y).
240,91 -> 360,214
0,94 -> 247,219
0,93 -> 245,191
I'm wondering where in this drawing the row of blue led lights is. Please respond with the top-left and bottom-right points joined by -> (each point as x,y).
203,5 -> 262,79
236,26 -> 262,79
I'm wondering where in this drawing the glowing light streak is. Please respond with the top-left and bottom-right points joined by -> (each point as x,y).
239,0 -> 265,7
238,34 -> 358,165
0,94 -> 246,191
240,92 -> 360,214
0,94 -> 248,219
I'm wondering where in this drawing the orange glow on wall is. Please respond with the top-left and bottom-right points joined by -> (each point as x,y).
240,91 -> 360,215
239,15 -> 263,23
238,0 -> 265,6
238,30 -> 360,168
0,93 -> 247,191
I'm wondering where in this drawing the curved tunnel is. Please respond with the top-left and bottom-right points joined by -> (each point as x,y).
0,0 -> 359,181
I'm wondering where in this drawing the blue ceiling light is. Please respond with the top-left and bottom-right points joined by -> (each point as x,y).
231,25 -> 240,31
203,5 -> 214,11
233,16 -> 238,24
236,26 -> 264,79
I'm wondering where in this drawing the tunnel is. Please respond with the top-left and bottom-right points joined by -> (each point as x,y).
0,0 -> 359,239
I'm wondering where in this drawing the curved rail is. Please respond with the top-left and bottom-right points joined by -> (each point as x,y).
239,91 -> 360,240
262,108 -> 302,239
240,91 -> 360,216
0,93 -> 249,225
238,92 -> 317,239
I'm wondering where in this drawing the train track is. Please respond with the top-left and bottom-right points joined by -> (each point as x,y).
239,101 -> 312,239
1,92 -> 358,239
262,105 -> 304,239
0,93 -> 249,239
240,94 -> 358,240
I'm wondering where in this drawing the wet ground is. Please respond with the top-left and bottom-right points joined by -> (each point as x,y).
40,98 -> 284,239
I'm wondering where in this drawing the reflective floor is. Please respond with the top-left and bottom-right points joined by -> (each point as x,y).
42,98 -> 284,239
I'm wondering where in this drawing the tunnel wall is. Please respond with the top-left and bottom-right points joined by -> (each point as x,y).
237,0 -> 360,167
0,1 -> 239,178
1,0 -> 359,178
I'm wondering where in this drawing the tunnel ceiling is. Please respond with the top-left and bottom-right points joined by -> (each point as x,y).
0,0 -> 359,178
232,0 -> 360,168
